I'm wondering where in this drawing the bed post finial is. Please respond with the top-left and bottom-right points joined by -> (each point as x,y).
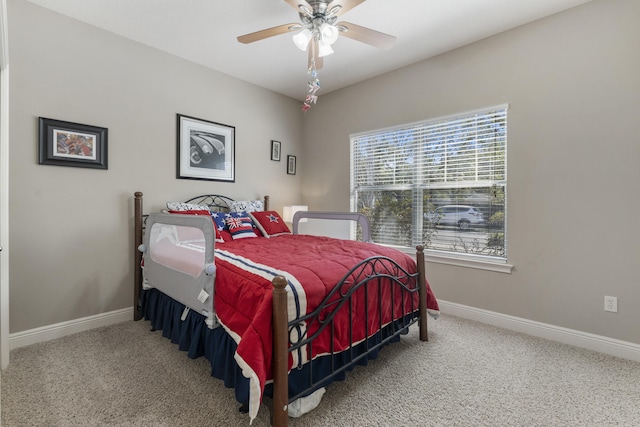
416,245 -> 428,341
272,275 -> 289,427
264,195 -> 270,211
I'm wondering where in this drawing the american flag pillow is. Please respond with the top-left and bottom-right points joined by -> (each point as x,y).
249,211 -> 291,237
212,211 -> 259,241
225,216 -> 257,240
211,211 -> 247,230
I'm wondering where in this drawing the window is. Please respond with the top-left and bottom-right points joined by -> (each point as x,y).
350,105 -> 507,261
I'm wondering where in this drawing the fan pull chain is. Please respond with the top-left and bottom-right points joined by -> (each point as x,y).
302,62 -> 320,112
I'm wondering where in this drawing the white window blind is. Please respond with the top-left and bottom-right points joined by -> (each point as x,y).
350,105 -> 508,259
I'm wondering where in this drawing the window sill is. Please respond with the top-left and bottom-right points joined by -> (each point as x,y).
399,248 -> 514,274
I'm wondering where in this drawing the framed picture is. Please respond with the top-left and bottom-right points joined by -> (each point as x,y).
287,155 -> 296,175
177,114 -> 235,182
271,140 -> 281,161
38,117 -> 108,169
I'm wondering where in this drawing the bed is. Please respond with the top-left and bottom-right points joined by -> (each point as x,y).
133,191 -> 439,426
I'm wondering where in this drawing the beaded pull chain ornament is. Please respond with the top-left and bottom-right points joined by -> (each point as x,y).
302,60 -> 320,112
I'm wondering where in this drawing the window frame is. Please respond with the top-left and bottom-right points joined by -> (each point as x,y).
350,104 -> 512,273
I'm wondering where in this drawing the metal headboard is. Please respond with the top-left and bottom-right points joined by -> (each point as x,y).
183,194 -> 235,212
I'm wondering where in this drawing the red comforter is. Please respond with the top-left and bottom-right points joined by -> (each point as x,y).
213,234 -> 439,422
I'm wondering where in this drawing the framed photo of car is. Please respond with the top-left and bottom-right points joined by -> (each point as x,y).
38,117 -> 108,169
177,114 -> 235,182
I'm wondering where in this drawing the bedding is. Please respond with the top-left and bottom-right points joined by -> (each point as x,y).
213,233 -> 439,422
249,210 -> 291,237
165,234 -> 438,424
134,192 -> 439,426
212,211 -> 260,241
228,199 -> 264,213
166,201 -> 211,212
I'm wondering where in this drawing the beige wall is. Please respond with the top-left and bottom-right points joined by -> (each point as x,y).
302,0 -> 640,344
8,0 -> 304,332
7,0 -> 640,347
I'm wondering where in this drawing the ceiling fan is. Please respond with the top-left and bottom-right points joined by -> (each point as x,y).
237,0 -> 396,70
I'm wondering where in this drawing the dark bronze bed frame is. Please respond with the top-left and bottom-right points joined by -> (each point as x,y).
133,192 -> 428,427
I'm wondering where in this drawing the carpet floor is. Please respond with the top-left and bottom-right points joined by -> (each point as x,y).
2,314 -> 639,426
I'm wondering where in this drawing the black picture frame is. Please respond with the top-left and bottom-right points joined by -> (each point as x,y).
271,140 -> 281,161
177,114 -> 235,182
38,117 -> 108,169
287,155 -> 296,175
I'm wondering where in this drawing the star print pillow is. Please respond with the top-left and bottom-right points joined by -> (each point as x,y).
249,211 -> 291,238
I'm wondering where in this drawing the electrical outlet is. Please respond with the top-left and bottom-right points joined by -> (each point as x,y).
604,296 -> 618,313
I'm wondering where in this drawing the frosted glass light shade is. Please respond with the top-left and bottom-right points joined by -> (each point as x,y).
293,29 -> 312,51
320,23 -> 339,45
318,41 -> 334,57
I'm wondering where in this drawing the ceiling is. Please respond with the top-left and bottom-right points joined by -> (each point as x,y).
25,0 -> 592,101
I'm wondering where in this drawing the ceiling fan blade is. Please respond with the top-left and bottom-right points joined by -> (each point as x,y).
308,39 -> 324,70
327,0 -> 366,16
237,23 -> 300,44
337,21 -> 396,49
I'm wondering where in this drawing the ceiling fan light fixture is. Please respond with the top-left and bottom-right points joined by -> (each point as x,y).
237,0 -> 397,112
293,28 -> 312,51
319,23 -> 339,45
317,41 -> 334,57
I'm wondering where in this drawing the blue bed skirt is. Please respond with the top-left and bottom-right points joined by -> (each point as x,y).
141,288 -> 411,406
141,288 -> 251,403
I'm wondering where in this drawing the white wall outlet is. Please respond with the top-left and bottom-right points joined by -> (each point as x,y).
604,296 -> 618,313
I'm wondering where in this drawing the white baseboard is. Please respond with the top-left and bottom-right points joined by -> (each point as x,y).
8,302 -> 640,363
438,300 -> 640,363
9,307 -> 134,350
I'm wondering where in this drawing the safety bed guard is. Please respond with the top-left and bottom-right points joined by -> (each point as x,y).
138,213 -> 219,328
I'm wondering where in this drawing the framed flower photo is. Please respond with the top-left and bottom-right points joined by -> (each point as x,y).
38,117 -> 108,169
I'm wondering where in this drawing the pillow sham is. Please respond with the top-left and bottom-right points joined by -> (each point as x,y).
211,211 -> 259,241
166,201 -> 209,212
229,200 -> 264,213
168,209 -> 210,215
225,216 -> 257,240
167,209 -> 224,243
249,211 -> 291,238
218,230 -> 233,242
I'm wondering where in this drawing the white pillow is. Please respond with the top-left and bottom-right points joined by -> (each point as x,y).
166,201 -> 210,212
229,200 -> 264,213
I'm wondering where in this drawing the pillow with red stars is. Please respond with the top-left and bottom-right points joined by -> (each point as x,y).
249,211 -> 291,238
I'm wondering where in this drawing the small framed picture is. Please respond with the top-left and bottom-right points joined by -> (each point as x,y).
271,140 -> 281,161
287,155 -> 296,175
38,117 -> 108,169
177,114 -> 235,182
